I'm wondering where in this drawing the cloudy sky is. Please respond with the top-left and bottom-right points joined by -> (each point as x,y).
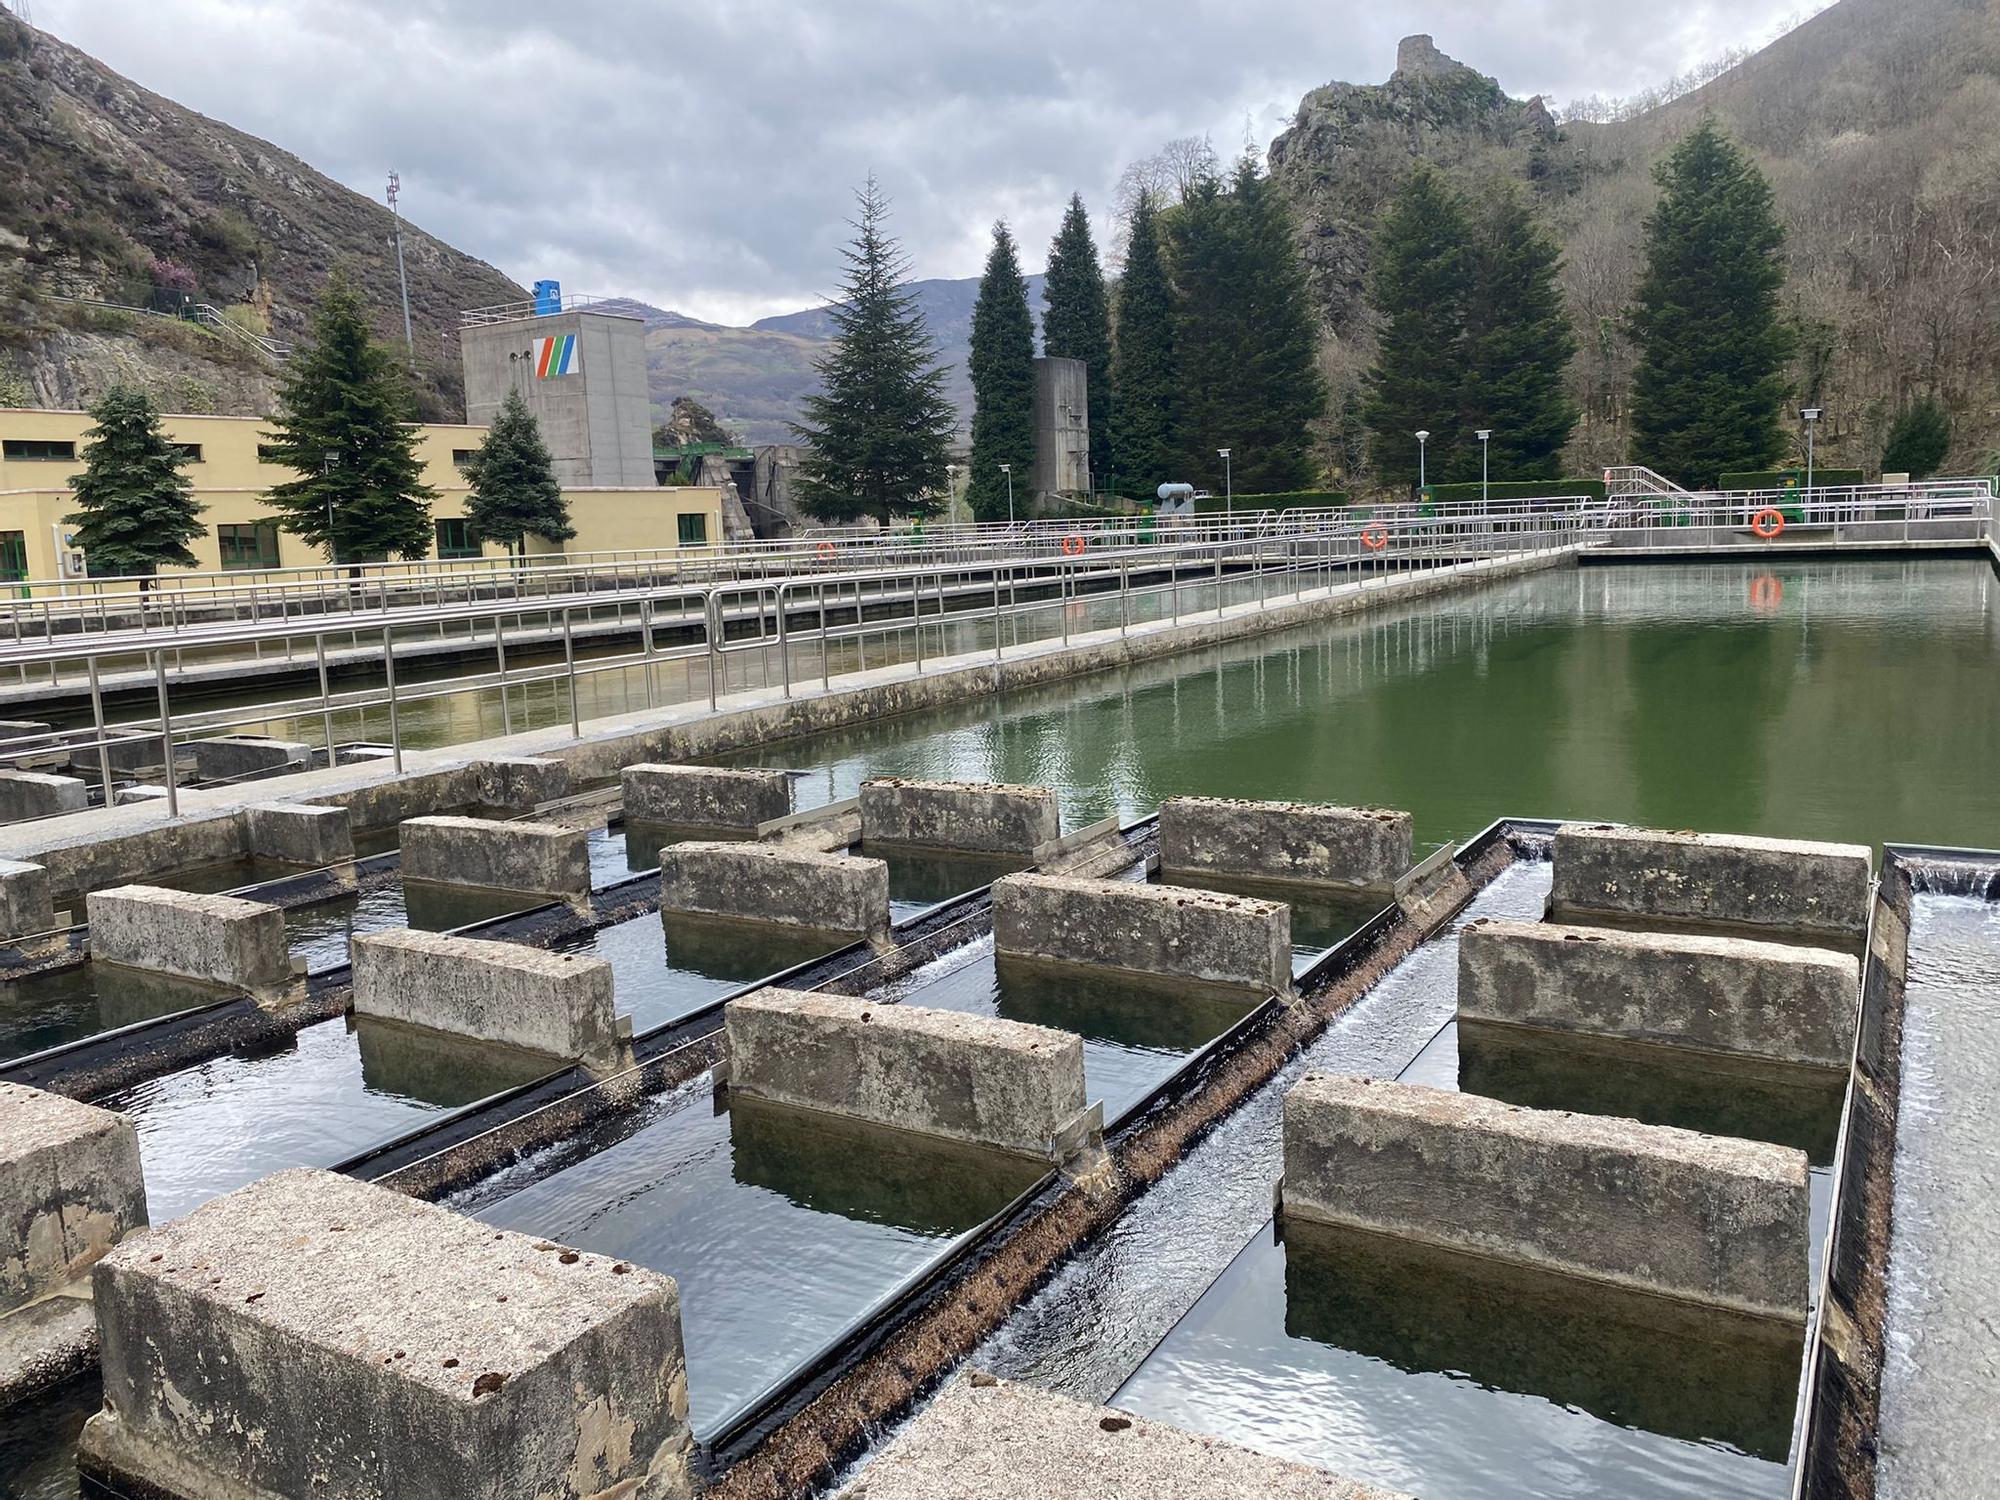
37,0 -> 1819,325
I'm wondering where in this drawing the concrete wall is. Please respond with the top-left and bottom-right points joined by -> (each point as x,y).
351,929 -> 618,1066
1032,356 -> 1090,498
993,873 -> 1291,994
79,1168 -> 693,1500
239,803 -> 354,868
461,311 -> 654,488
1551,824 -> 1873,943
0,1083 -> 147,1313
473,757 -> 571,812
726,989 -> 1088,1159
0,771 -> 87,823
1459,919 -> 1860,1069
191,736 -> 311,783
658,842 -> 888,935
859,778 -> 1059,856
0,858 -> 55,939
85,885 -> 290,994
400,816 -> 589,901
1281,1074 -> 1810,1320
1158,797 -> 1413,890
623,764 -> 791,832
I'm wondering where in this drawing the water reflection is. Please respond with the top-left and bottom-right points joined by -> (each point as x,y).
349,1014 -> 560,1109
0,963 -> 224,1065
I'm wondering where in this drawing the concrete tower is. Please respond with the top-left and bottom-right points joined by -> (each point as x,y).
459,303 -> 655,488
1032,356 -> 1090,500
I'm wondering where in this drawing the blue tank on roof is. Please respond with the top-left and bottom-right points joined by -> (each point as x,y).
532,280 -> 562,316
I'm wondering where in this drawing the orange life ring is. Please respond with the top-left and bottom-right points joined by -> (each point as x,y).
1751,507 -> 1785,540
1361,523 -> 1389,551
1061,535 -> 1086,557
815,541 -> 836,559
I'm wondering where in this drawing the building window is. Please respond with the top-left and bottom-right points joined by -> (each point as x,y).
452,448 -> 480,472
2,439 -> 77,462
171,442 -> 204,463
256,443 -> 283,464
435,518 -> 481,559
677,512 -> 709,547
0,532 -> 26,582
216,522 -> 281,570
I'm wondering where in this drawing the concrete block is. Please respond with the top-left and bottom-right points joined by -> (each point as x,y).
1551,824 -> 1872,942
190,735 -> 311,782
0,859 -> 55,940
0,771 -> 87,822
474,756 -> 573,811
726,989 -> 1088,1160
832,1373 -> 1409,1500
68,735 -> 163,777
1280,1074 -> 1810,1320
0,721 -> 54,768
658,841 -> 888,935
85,885 -> 290,994
116,784 -> 170,806
351,928 -> 618,1066
1459,919 -> 1860,1069
240,802 -> 355,868
1159,795 -> 1413,889
992,873 -> 1291,994
859,777 -> 1059,856
78,1168 -> 693,1500
0,1083 -> 148,1314
400,815 -> 589,901
622,763 -> 791,831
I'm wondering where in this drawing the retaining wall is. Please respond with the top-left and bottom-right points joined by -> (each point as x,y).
993,872 -> 1291,993
1159,796 -> 1413,890
858,778 -> 1059,856
85,885 -> 290,995
400,815 -> 589,901
622,763 -> 791,831
658,842 -> 888,935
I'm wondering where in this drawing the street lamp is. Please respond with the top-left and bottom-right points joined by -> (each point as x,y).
998,462 -> 1014,527
321,449 -> 342,565
1218,448 -> 1232,525
1414,431 -> 1430,493
1799,408 -> 1822,499
1475,430 -> 1492,508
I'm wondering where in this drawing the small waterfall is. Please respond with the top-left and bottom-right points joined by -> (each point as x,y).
1904,857 -> 2000,900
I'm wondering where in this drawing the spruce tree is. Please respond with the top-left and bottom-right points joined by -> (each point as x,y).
1164,171 -> 1239,485
1110,190 -> 1179,497
1452,190 -> 1578,482
1882,396 -> 1951,479
965,221 -> 1038,521
464,388 -> 573,555
793,179 -> 956,522
1628,119 -> 1796,488
1361,165 -> 1474,491
1224,153 -> 1326,493
1042,195 -> 1113,493
64,386 -> 205,583
262,271 -> 437,566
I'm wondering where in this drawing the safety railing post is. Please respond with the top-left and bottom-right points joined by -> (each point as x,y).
382,626 -> 403,771
495,612 -> 512,735
1120,561 -> 1130,636
315,633 -> 337,766
87,655 -> 114,807
153,648 -> 178,818
993,567 -> 1003,661
641,596 -> 658,709
705,591 -> 720,711
562,607 -> 581,735
778,582 -> 794,696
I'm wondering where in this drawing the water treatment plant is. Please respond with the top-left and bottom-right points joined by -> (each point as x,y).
0,489 -> 1995,1500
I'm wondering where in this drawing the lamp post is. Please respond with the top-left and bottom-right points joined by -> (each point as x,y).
321,449 -> 341,565
1415,430 -> 1430,494
1800,408 -> 1822,500
1475,429 -> 1491,508
945,463 -> 958,523
1218,448 -> 1232,526
387,172 -> 416,372
998,463 -> 1014,527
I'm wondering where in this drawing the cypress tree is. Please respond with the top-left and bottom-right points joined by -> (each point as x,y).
1110,191 -> 1179,497
1164,171 -> 1239,485
1224,153 -> 1326,493
64,386 -> 205,583
262,271 -> 436,566
1042,194 -> 1114,493
793,178 -> 956,523
464,387 -> 573,555
1361,165 -> 1474,491
965,221 -> 1038,521
1452,190 -> 1578,482
1628,119 -> 1796,488
1881,395 -> 1951,479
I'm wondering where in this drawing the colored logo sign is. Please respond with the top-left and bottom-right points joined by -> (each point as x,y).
533,334 -> 579,379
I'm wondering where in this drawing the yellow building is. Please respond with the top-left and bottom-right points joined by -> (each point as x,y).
0,409 -> 724,585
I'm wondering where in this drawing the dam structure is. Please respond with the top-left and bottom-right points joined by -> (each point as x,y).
0,494 -> 1994,1498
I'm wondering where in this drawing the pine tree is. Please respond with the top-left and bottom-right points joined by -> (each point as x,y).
965,221 -> 1038,521
464,388 -> 573,555
1628,119 -> 1796,488
64,386 -> 205,583
262,271 -> 437,566
1882,396 -> 1951,479
1042,194 -> 1113,493
1164,171 -> 1239,486
1224,153 -> 1326,493
793,179 -> 956,522
1109,191 -> 1179,498
1451,190 -> 1578,482
1361,165 -> 1474,491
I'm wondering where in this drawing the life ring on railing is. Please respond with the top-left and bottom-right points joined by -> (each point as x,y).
1360,523 -> 1390,551
1751,507 -> 1786,540
815,540 -> 836,560
1061,535 -> 1087,557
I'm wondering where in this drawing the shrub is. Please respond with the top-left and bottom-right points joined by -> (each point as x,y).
1881,397 -> 1951,480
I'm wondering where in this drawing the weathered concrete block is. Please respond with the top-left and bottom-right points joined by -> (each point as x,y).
78,1168 -> 693,1500
1159,796 -> 1414,889
474,756 -> 572,811
658,841 -> 888,935
1281,1074 -> 1810,1320
67,735 -> 163,776
1551,824 -> 1872,942
400,815 -> 589,901
351,928 -> 618,1066
116,784 -> 170,806
85,885 -> 289,994
859,777 -> 1059,856
0,771 -> 87,822
0,859 -> 55,940
833,1373 -> 1410,1500
190,735 -> 311,782
240,802 -> 355,868
1459,919 -> 1860,1069
0,1083 -> 147,1314
992,873 -> 1291,994
0,721 -> 54,768
622,763 -> 791,831
726,989 -> 1088,1159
